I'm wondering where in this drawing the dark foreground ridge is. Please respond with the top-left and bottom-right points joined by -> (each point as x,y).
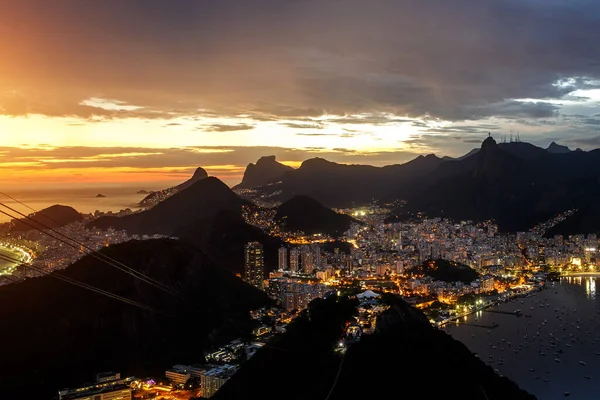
213,294 -> 535,400
0,239 -> 270,400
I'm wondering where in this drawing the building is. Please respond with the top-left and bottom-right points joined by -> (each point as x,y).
301,247 -> 314,274
200,364 -> 238,398
278,246 -> 288,270
395,260 -> 404,275
244,242 -> 265,289
289,248 -> 299,273
165,364 -> 206,385
58,374 -> 133,400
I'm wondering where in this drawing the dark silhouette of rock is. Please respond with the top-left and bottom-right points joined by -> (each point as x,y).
10,204 -> 81,231
275,195 -> 355,237
235,156 -> 294,189
90,177 -> 243,235
139,167 -> 208,208
547,141 -> 572,154
213,294 -> 535,400
0,239 -> 271,400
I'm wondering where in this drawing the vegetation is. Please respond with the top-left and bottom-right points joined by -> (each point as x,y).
412,258 -> 479,283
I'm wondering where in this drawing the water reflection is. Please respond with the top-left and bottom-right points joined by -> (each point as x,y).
586,277 -> 596,299
446,277 -> 600,400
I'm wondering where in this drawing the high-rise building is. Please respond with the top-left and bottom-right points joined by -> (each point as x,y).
244,242 -> 265,290
289,248 -> 299,273
278,246 -> 288,270
301,248 -> 314,274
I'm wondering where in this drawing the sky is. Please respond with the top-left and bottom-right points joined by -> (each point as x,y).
2,0 -> 600,188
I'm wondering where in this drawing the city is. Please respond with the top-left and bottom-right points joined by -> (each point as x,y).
2,200 -> 596,399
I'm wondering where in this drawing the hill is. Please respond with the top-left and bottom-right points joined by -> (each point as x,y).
235,156 -> 294,189
240,138 -> 600,233
138,167 -> 208,208
275,195 -> 356,237
177,210 -> 284,275
9,204 -> 81,231
0,239 -> 270,400
90,177 -> 244,235
212,294 -> 535,400
411,258 -> 479,284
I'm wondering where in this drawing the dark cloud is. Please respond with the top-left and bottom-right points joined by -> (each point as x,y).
202,124 -> 255,132
280,122 -> 323,129
3,0 -> 600,122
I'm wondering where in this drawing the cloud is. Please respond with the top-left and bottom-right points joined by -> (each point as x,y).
280,122 -> 323,129
202,124 -> 255,132
2,0 -> 600,123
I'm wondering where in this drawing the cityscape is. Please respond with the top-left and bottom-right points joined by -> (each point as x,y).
3,1 -> 600,399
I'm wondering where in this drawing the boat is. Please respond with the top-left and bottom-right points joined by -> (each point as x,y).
579,361 -> 586,366
554,358 -> 561,362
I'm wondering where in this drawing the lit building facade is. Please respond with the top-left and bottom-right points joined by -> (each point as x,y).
244,242 -> 265,290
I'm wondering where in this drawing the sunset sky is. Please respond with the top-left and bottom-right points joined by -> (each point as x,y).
2,0 -> 600,188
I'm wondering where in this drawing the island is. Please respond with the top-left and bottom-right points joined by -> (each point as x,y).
95,194 -> 106,198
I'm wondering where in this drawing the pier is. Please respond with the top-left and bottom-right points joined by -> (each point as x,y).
482,309 -> 522,317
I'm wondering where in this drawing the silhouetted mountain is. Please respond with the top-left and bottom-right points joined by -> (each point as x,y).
213,294 -> 535,400
0,239 -> 270,400
499,141 -> 549,161
90,177 -> 244,235
253,154 -> 446,208
89,178 -> 284,274
139,167 -> 208,208
391,139 -> 600,232
275,195 -> 355,237
235,156 -> 294,189
178,210 -> 284,275
10,204 -> 81,231
547,141 -> 572,154
443,148 -> 480,161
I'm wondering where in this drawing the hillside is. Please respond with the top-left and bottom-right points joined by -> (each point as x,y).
235,155 -> 294,189
177,210 -> 284,275
138,167 -> 208,208
275,195 -> 356,237
0,239 -> 270,400
89,177 -> 244,235
213,294 -> 535,400
9,204 -> 81,231
411,258 -> 479,284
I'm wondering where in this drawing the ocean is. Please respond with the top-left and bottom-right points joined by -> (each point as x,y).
445,275 -> 600,399
0,185 -> 170,223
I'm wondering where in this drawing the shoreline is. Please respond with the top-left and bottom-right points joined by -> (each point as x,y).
560,272 -> 600,277
436,283 -> 544,328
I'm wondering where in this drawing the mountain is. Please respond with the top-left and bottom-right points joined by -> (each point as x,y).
0,239 -> 270,400
443,148 -> 480,161
138,167 -> 208,208
89,177 -> 284,275
235,156 -> 294,189
248,154 -> 446,208
547,141 -> 572,154
9,204 -> 81,231
90,177 -> 244,235
212,294 -> 535,400
177,210 -> 284,275
275,195 -> 356,237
